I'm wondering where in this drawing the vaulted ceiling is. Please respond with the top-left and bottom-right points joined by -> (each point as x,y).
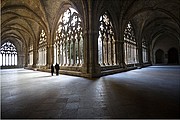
1,0 -> 180,48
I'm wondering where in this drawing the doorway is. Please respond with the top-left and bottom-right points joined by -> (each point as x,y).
155,49 -> 164,64
168,48 -> 178,64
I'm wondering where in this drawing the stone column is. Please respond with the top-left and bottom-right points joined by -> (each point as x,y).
81,29 -> 88,74
88,30 -> 101,77
32,48 -> 37,68
73,40 -> 76,65
119,38 -> 125,67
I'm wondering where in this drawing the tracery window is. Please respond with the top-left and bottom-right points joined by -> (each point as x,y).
98,11 -> 116,66
38,29 -> 47,66
0,41 -> 17,66
142,40 -> 148,63
124,21 -> 138,64
54,7 -> 83,66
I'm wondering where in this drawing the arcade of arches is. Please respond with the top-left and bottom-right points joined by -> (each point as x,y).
1,0 -> 180,78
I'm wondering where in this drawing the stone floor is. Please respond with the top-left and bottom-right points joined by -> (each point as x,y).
1,65 -> 180,119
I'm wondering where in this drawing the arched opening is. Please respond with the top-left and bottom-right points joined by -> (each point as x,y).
98,11 -> 116,66
55,7 -> 84,66
155,49 -> 164,64
0,41 -> 18,67
168,48 -> 178,64
124,21 -> 138,65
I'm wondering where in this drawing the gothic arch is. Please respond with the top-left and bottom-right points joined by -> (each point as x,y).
124,21 -> 138,65
98,11 -> 117,66
53,6 -> 84,68
155,49 -> 164,64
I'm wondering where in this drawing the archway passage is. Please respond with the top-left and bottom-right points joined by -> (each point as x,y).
168,48 -> 178,64
155,49 -> 164,64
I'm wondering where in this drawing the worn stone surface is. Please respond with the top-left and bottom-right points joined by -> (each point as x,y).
1,65 -> 180,118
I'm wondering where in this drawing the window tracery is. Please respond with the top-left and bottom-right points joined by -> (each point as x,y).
54,7 -> 83,66
0,41 -> 17,66
38,29 -> 47,66
98,11 -> 116,66
124,21 -> 138,64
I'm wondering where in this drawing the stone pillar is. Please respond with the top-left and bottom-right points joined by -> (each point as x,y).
32,49 -> 37,68
147,44 -> 151,64
46,44 -> 53,69
89,30 -> 101,77
138,43 -> 143,66
81,29 -> 88,74
18,51 -> 25,68
118,24 -> 125,68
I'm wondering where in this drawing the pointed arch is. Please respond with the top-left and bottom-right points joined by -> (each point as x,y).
124,21 -> 138,65
54,7 -> 84,66
0,41 -> 18,66
37,29 -> 47,67
98,11 -> 117,66
155,49 -> 164,64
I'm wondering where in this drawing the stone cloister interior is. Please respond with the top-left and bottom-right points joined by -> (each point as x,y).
1,0 -> 180,119
1,0 -> 179,78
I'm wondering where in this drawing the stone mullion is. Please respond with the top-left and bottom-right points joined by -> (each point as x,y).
45,47 -> 47,65
106,34 -> 109,65
2,54 -> 3,66
108,39 -> 111,65
40,48 -> 42,65
78,39 -> 80,65
42,48 -> 43,65
38,49 -> 40,65
42,48 -> 44,65
7,54 -> 9,66
10,54 -> 12,66
68,41 -> 71,66
58,43 -> 60,65
127,43 -> 129,64
39,48 -> 41,65
111,39 -> 113,65
132,44 -> 135,63
61,42 -> 64,65
55,44 -> 57,64
126,42 -> 128,64
56,42 -> 59,64
101,35 -> 105,65
43,48 -> 45,65
132,44 -> 134,63
12,54 -> 14,65
5,53 -> 7,66
65,41 -> 67,65
14,54 -> 16,65
73,39 -> 76,66
40,48 -> 41,65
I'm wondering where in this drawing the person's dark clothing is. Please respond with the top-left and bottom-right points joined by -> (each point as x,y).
51,65 -> 54,76
55,64 -> 60,76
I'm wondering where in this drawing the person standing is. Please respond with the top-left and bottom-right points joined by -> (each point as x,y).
51,64 -> 54,76
55,63 -> 60,76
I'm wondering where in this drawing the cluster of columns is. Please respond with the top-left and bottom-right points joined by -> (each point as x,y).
54,37 -> 82,66
124,41 -> 138,64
